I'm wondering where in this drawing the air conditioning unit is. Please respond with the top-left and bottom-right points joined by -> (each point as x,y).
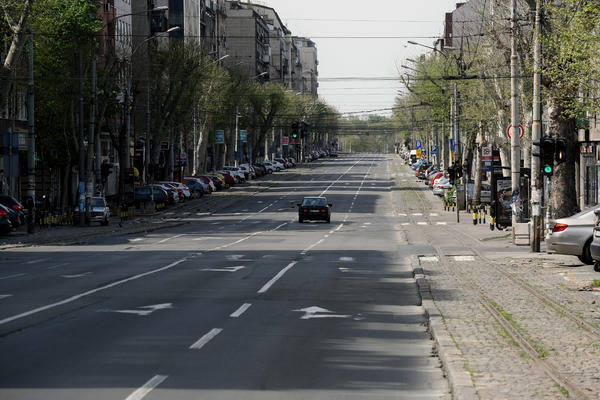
262,54 -> 270,63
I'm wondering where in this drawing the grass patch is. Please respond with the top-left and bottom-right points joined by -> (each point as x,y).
591,280 -> 600,287
557,384 -> 570,398
480,234 -> 511,242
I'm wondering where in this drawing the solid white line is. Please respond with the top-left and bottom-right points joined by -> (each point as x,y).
125,375 -> 168,400
46,263 -> 70,270
157,234 -> 185,244
0,273 -> 27,280
335,223 -> 344,231
189,328 -> 223,349
271,222 -> 288,231
0,295 -> 13,300
0,258 -> 187,326
258,261 -> 298,294
230,303 -> 252,318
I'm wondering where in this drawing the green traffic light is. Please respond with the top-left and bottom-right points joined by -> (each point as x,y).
544,165 -> 553,174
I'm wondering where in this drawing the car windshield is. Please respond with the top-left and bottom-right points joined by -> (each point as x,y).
91,198 -> 105,207
303,198 -> 326,206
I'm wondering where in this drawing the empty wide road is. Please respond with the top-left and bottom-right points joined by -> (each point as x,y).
0,154 -> 449,399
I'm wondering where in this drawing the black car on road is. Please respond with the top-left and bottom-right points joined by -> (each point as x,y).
298,196 -> 332,223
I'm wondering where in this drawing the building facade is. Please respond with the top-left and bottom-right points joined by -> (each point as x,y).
294,37 -> 318,97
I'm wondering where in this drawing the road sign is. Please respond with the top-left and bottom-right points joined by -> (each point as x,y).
506,123 -> 525,139
239,130 -> 247,142
450,138 -> 455,151
416,140 -> 422,149
215,130 -> 225,144
431,145 -> 437,156
416,149 -> 422,159
482,146 -> 492,172
282,136 -> 289,145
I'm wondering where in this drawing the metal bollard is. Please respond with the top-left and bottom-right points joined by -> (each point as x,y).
473,210 -> 478,225
490,215 -> 495,231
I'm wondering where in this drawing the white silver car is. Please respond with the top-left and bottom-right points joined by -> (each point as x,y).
546,205 -> 600,265
222,166 -> 246,182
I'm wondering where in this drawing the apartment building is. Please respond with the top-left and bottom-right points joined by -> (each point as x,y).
294,37 -> 318,97
250,4 -> 291,85
222,1 -> 270,80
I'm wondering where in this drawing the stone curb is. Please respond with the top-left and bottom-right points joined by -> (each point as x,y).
411,255 -> 479,400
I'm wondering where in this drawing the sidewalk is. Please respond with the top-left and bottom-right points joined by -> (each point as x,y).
392,159 -> 600,399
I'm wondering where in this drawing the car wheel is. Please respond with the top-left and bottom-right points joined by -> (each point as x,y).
299,217 -> 304,223
326,218 -> 330,224
578,239 -> 593,265
595,262 -> 600,272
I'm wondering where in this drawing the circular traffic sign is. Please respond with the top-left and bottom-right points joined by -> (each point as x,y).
506,123 -> 525,139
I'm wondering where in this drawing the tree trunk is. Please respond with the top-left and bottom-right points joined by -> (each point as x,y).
547,99 -> 579,219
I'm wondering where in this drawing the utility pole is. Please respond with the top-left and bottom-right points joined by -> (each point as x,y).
26,30 -> 35,234
434,124 -> 439,170
86,43 -> 97,225
530,0 -> 542,252
78,52 -> 85,226
510,0 -> 521,231
234,106 -> 239,166
454,82 -> 460,223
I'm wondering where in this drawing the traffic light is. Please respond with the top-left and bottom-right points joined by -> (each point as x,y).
456,165 -> 464,179
555,139 -> 567,164
540,137 -> 555,177
447,166 -> 456,185
101,163 -> 112,184
291,122 -> 299,139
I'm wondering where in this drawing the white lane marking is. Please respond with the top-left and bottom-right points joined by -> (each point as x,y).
417,222 -> 428,226
46,263 -> 70,270
190,328 -> 223,350
339,257 -> 355,262
436,221 -> 447,225
23,258 -> 49,265
419,256 -> 439,262
401,222 -> 410,226
130,238 -> 144,242
429,213 -> 439,216
258,261 -> 298,294
412,213 -> 423,216
271,222 -> 288,231
102,303 -> 174,316
0,258 -> 187,326
0,273 -> 27,280
202,266 -> 245,273
324,234 -> 329,238
293,306 -> 351,320
335,223 -> 344,231
125,374 -> 168,400
0,295 -> 13,300
329,230 -> 334,234
211,222 -> 222,225
363,222 -> 372,225
258,206 -> 270,213
226,255 -> 245,260
453,255 -> 475,261
157,234 -> 185,244
230,303 -> 252,318
301,238 -> 325,254
61,272 -> 93,279
398,213 -> 407,216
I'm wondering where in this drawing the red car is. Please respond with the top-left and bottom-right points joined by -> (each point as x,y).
219,172 -> 235,186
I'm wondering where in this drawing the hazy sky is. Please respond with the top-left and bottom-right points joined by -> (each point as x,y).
257,0 -> 458,116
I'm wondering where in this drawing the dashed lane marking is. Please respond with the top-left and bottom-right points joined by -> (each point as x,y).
189,328 -> 223,350
124,375 -> 168,400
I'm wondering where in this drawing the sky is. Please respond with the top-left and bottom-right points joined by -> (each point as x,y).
257,0 -> 458,117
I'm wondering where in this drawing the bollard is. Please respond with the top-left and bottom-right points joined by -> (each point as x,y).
490,215 -> 495,231
473,210 -> 478,225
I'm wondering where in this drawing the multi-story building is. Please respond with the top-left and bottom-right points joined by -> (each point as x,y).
294,37 -> 318,97
222,1 -> 270,80
250,4 -> 291,85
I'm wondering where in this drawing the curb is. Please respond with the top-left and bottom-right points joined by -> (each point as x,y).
411,255 -> 479,400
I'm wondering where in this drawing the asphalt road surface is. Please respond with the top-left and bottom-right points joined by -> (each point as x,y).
0,154 -> 449,399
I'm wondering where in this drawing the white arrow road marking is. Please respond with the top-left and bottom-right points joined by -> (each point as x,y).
0,273 -> 27,280
102,303 -> 174,316
292,306 -> 351,320
125,375 -> 168,400
201,266 -> 245,272
61,272 -> 92,279
0,295 -> 13,300
190,328 -> 222,350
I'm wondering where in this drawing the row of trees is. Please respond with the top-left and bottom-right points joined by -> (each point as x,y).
0,0 -> 339,209
394,0 -> 600,218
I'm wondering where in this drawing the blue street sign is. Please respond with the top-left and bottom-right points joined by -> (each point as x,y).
416,140 -> 422,149
215,130 -> 225,144
239,130 -> 247,142
431,145 -> 437,156
449,138 -> 455,151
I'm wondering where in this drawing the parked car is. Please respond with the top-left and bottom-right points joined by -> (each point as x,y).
297,196 -> 332,223
210,176 -> 226,190
90,197 -> 110,226
157,181 -> 191,200
151,183 -> 179,204
0,205 -> 12,234
218,171 -> 236,186
222,166 -> 246,182
262,162 -> 275,173
433,178 -> 452,196
254,163 -> 268,175
590,209 -> 600,271
271,159 -> 286,170
545,205 -> 600,265
0,195 -> 24,228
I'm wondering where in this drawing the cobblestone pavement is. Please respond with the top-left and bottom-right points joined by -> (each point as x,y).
389,156 -> 600,400
0,163 -> 316,249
